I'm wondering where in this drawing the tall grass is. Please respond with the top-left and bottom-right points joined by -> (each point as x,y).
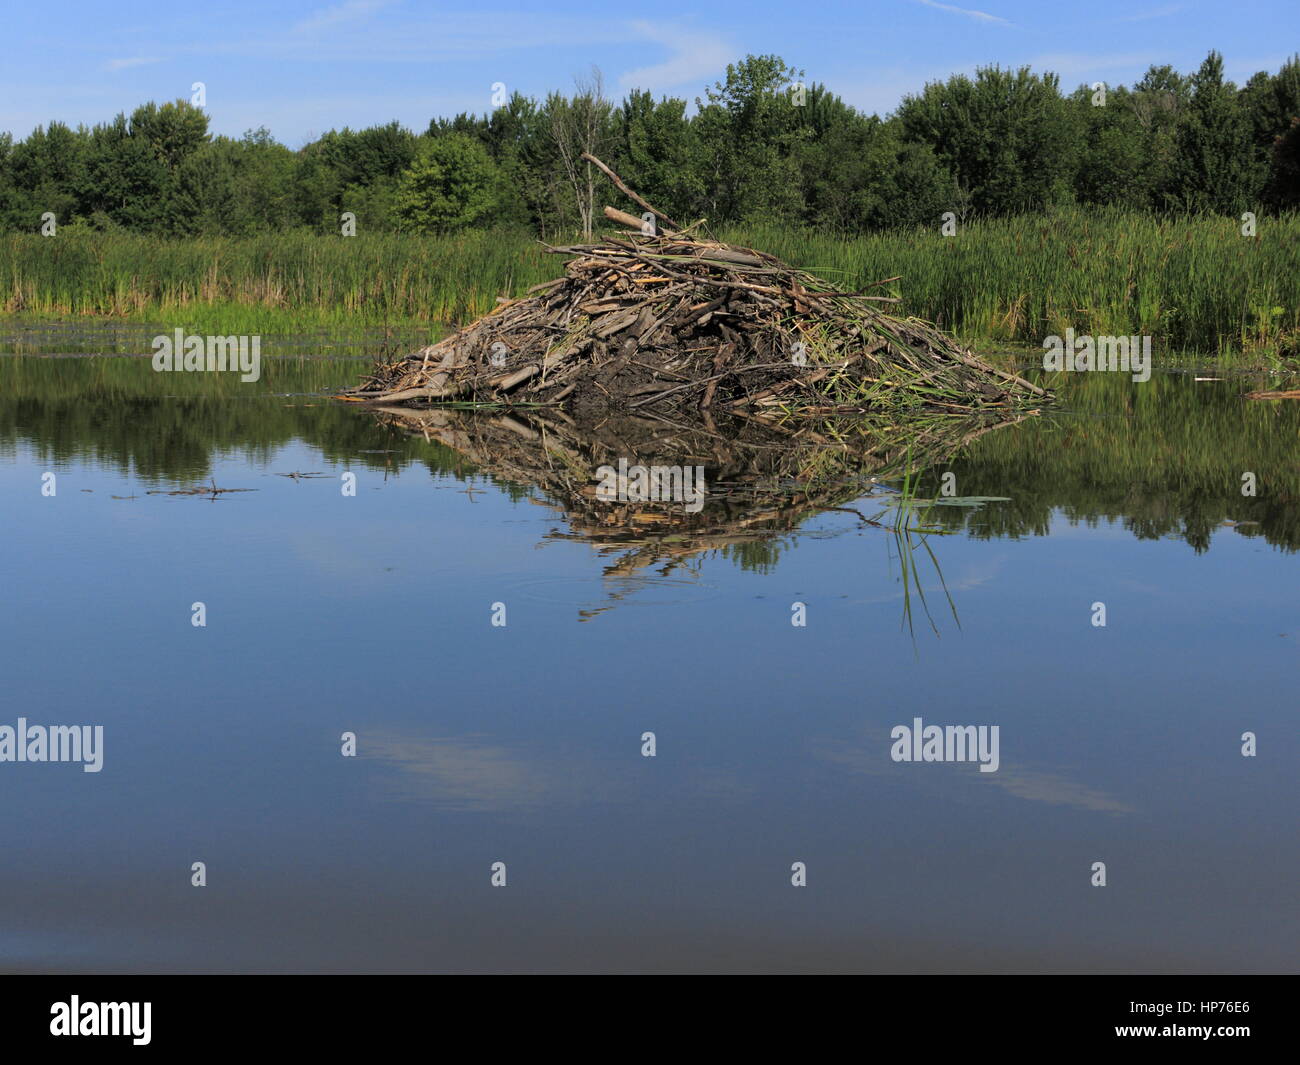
2,207 -> 1296,354
0,227 -> 555,327
730,207 -> 1300,355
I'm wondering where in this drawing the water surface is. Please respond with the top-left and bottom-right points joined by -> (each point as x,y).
1,354 -> 1296,973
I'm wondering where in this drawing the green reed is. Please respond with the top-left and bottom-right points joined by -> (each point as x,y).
2,208 -> 1296,356
728,207 -> 1300,357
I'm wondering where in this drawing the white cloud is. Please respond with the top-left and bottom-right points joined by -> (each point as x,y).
618,21 -> 735,93
198,11 -> 626,64
293,0 -> 394,34
1117,4 -> 1182,21
104,57 -> 161,72
832,60 -> 981,118
912,0 -> 1013,26
1027,52 -> 1162,78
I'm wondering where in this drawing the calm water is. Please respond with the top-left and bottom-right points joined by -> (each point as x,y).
1,354 -> 1297,973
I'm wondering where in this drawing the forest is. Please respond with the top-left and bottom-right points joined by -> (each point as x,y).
1,51 -> 1296,238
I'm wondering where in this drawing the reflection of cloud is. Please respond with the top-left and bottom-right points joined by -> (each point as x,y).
946,557 -> 1004,593
364,732 -> 556,811
362,729 -> 751,812
988,768 -> 1132,812
816,738 -> 1132,814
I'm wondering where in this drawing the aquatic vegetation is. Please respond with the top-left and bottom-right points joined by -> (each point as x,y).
1,206 -> 1294,357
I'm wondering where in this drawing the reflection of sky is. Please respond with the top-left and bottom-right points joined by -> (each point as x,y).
1,425 -> 1297,973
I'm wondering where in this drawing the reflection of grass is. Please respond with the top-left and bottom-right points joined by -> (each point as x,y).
0,311 -> 440,359
0,351 -> 361,398
896,455 -> 958,641
0,354 -> 467,486
859,449 -> 960,642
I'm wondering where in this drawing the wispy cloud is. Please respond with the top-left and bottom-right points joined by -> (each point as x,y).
1117,4 -> 1182,21
619,21 -> 735,92
294,0 -> 394,34
104,57 -> 161,72
197,11 -> 626,64
912,0 -> 1013,26
1028,52 -> 1162,78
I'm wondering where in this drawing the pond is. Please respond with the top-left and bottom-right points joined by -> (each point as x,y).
1,352 -> 1296,972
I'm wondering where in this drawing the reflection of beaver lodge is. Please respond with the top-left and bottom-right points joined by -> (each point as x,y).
369,404 -> 1027,575
346,155 -> 1049,418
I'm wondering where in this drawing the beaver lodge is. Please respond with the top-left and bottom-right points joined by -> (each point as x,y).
346,155 -> 1049,418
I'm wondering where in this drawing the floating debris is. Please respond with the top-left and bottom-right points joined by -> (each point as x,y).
146,479 -> 257,497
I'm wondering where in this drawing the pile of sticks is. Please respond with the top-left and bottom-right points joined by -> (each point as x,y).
346,156 -> 1047,417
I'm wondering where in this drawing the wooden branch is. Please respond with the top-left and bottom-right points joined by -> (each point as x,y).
603,205 -> 654,232
581,152 -> 683,232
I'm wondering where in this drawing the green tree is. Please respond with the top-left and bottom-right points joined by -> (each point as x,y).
170,129 -> 297,235
129,100 -> 210,171
1130,64 -> 1192,208
1071,84 -> 1157,210
81,115 -> 171,231
697,55 -> 807,224
0,134 -> 23,229
1269,117 -> 1300,207
397,133 -> 500,232
612,89 -> 701,222
292,123 -> 416,231
7,121 -> 86,228
169,140 -> 238,234
1168,52 -> 1260,213
480,93 -> 549,228
228,128 -> 297,231
1239,55 -> 1300,207
898,66 -> 1077,217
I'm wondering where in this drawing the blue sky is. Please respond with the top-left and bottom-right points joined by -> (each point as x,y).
4,0 -> 1296,145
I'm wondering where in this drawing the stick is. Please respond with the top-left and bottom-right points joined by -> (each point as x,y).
581,153 -> 684,232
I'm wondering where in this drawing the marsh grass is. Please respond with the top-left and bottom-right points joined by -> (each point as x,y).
2,208 -> 1296,357
729,207 -> 1300,358
0,228 -> 553,327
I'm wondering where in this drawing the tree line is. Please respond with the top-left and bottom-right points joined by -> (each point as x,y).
1,51 -> 1296,239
